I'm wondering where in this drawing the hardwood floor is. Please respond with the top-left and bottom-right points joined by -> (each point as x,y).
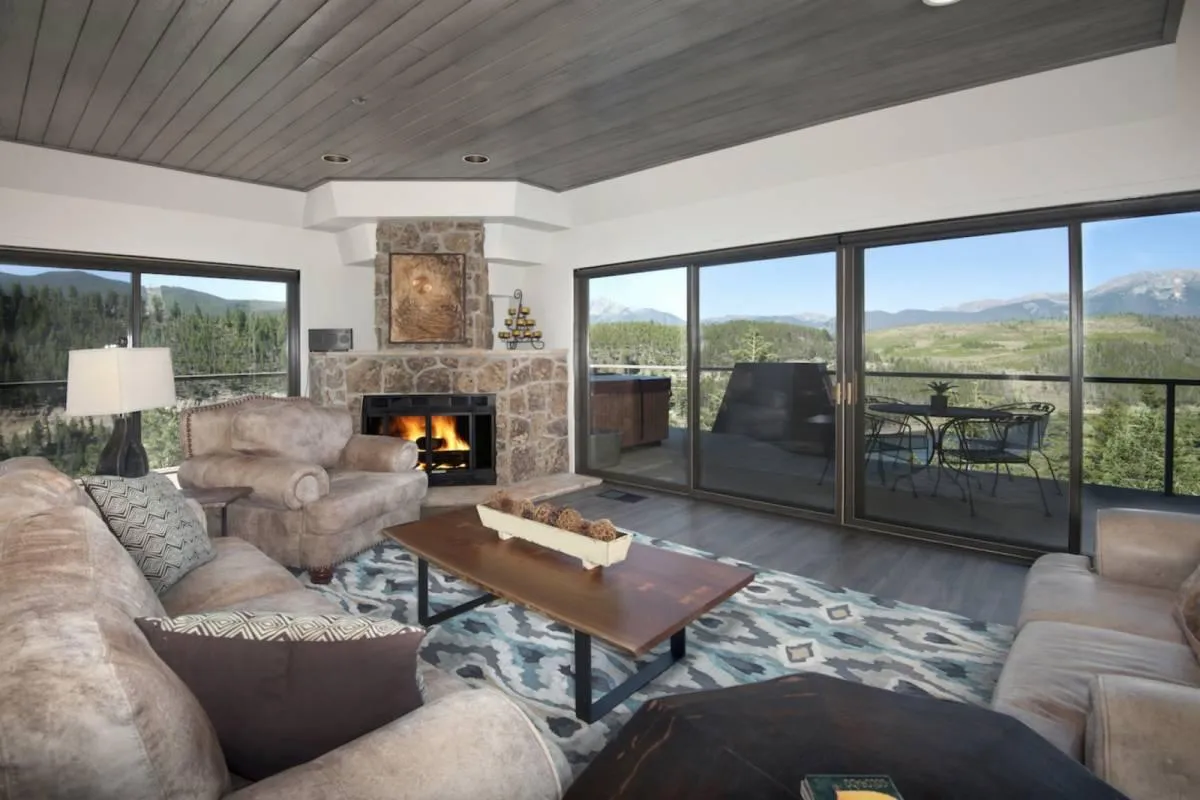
541,485 -> 1029,626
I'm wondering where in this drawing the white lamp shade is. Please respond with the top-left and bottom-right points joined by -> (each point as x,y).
66,347 -> 177,417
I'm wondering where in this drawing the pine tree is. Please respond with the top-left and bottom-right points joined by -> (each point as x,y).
730,328 -> 777,363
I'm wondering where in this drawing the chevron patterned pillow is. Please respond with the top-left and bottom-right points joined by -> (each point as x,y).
81,472 -> 216,594
145,611 -> 416,641
136,612 -> 426,780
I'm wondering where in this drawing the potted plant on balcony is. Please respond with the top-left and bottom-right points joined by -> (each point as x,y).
928,381 -> 956,414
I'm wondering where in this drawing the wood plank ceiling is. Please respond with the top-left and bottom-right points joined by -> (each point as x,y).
0,0 -> 1185,192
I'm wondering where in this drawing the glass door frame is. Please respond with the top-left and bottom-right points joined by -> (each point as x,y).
0,246 -> 302,396
839,191 -> 1200,558
574,190 -> 1200,561
574,236 -> 843,523
837,221 -> 1078,560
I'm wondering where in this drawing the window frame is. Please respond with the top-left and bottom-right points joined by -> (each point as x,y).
573,189 -> 1200,560
0,247 -> 301,473
0,246 -> 301,395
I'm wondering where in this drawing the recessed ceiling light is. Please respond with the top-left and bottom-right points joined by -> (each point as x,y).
922,0 -> 962,5
462,154 -> 490,164
321,153 -> 351,164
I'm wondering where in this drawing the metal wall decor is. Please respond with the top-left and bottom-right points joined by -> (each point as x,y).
498,289 -> 544,350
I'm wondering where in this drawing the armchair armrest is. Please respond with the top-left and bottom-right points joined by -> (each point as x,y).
1087,675 -> 1200,799
1095,508 -> 1200,590
178,454 -> 329,511
338,434 -> 419,473
227,686 -> 567,800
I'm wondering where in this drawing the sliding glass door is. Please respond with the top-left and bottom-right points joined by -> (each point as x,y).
850,229 -> 1072,552
1081,211 -> 1200,553
697,252 -> 838,511
583,268 -> 689,486
575,193 -> 1200,558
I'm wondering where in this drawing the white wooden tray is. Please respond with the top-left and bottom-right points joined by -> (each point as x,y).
476,504 -> 631,569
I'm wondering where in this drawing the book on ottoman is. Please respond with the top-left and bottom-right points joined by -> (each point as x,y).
801,775 -> 903,800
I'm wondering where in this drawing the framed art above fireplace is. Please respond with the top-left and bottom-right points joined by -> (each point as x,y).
388,252 -> 466,344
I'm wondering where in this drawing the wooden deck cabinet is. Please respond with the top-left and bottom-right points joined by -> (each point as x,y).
590,375 -> 672,448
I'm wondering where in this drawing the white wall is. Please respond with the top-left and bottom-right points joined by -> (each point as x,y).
553,47 -> 1198,285
0,142 -> 371,390
558,5 -> 1199,264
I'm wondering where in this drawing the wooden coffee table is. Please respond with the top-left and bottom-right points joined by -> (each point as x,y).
385,508 -> 755,722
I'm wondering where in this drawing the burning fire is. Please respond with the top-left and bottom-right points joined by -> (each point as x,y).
389,415 -> 470,452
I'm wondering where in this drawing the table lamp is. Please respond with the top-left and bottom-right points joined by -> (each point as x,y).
66,346 -> 176,477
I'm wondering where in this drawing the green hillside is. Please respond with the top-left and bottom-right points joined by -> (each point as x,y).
590,315 -> 1200,495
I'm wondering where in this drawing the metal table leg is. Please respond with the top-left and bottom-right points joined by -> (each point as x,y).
415,557 -> 496,626
574,628 -> 687,723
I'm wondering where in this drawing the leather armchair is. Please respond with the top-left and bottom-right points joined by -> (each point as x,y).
178,396 -> 427,582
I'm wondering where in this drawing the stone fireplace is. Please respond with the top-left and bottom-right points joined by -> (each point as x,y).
308,219 -> 569,487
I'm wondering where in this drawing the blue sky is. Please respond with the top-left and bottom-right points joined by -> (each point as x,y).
592,211 -> 1200,319
0,264 -> 286,302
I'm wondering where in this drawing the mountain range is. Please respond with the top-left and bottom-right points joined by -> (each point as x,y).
0,269 -> 285,314
590,270 -> 1200,331
587,296 -> 685,325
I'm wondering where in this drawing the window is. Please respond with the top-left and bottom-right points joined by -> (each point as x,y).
698,252 -> 838,510
575,193 -> 1200,558
585,268 -> 689,485
0,256 -> 297,476
860,228 -> 1071,551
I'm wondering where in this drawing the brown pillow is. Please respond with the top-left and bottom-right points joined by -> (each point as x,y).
136,611 -> 425,780
1176,562 -> 1200,662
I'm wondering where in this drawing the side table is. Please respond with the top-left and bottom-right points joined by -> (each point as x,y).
181,486 -> 252,537
565,673 -> 1129,799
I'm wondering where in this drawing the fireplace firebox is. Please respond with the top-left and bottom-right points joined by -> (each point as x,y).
362,393 -> 496,486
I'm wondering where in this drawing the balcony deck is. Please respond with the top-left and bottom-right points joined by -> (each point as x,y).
599,427 -> 1200,554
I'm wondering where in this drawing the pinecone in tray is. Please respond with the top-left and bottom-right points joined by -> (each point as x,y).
554,507 -> 587,534
587,519 -> 619,542
484,493 -> 622,541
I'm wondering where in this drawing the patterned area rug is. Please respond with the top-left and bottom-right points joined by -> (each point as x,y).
295,535 -> 1014,772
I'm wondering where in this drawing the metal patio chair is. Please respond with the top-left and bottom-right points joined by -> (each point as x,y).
936,413 -> 1052,517
821,396 -> 928,493
988,401 -> 1061,495
865,409 -> 928,496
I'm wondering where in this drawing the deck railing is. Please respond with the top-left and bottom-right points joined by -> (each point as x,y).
0,371 -> 288,388
589,364 -> 1200,497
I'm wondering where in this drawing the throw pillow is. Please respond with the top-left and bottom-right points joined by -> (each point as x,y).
135,611 -> 426,780
81,472 -> 215,594
1176,562 -> 1200,662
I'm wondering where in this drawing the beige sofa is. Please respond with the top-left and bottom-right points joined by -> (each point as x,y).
993,507 -> 1200,800
0,456 -> 568,800
178,396 -> 427,582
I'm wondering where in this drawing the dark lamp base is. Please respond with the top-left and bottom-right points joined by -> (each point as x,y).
96,414 -> 149,478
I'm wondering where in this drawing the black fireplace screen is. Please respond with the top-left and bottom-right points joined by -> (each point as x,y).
361,393 -> 496,486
